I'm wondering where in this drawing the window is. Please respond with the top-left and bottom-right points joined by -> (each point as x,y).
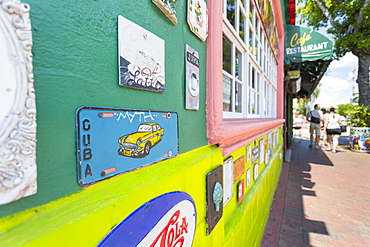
206,0 -> 284,155
222,0 -> 277,118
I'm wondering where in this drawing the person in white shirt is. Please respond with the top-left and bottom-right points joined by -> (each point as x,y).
306,104 -> 324,149
324,106 -> 342,153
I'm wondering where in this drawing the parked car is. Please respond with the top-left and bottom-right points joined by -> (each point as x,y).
118,123 -> 164,158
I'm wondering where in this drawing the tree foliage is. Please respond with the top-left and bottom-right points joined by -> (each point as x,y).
337,103 -> 355,117
297,0 -> 370,58
297,0 -> 370,107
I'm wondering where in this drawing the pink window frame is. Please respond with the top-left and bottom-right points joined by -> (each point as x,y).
206,0 -> 286,156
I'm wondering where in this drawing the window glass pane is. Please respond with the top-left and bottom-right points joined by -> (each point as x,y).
235,82 -> 242,112
249,2 -> 253,23
223,75 -> 232,112
249,28 -> 253,54
235,49 -> 242,80
239,10 -> 245,42
226,0 -> 236,29
223,37 -> 232,74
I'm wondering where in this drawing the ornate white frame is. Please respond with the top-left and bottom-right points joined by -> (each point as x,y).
0,0 -> 36,205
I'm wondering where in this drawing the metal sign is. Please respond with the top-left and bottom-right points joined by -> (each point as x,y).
76,107 -> 178,185
185,44 -> 200,110
98,192 -> 196,246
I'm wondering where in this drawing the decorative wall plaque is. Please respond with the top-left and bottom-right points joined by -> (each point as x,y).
187,0 -> 208,41
185,44 -> 200,110
98,192 -> 196,246
246,145 -> 251,162
259,139 -> 265,165
254,164 -> 259,181
118,15 -> 165,93
237,180 -> 245,204
0,0 -> 37,205
223,156 -> 233,206
206,165 -> 223,235
252,146 -> 259,164
246,169 -> 251,187
233,156 -> 245,183
76,107 -> 179,185
152,0 -> 178,24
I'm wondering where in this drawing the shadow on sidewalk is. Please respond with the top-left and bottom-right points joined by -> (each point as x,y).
261,138 -> 333,247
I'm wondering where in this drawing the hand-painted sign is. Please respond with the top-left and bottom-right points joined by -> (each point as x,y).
185,44 -> 200,110
187,0 -> 208,41
206,165 -> 223,234
98,192 -> 196,247
76,107 -> 178,185
118,15 -> 165,93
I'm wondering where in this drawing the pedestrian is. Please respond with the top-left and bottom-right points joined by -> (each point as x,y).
306,104 -> 324,149
324,106 -> 342,153
321,108 -> 328,147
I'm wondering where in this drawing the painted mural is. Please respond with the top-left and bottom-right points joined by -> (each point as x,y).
118,15 -> 165,93
76,107 -> 178,185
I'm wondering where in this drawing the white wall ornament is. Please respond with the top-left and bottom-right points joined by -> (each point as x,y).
0,0 -> 37,205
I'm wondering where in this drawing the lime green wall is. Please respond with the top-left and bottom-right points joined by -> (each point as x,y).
0,0 -> 207,217
0,128 -> 283,246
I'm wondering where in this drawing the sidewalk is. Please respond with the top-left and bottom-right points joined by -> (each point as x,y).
261,126 -> 370,246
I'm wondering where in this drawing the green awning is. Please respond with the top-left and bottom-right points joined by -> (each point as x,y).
284,25 -> 333,64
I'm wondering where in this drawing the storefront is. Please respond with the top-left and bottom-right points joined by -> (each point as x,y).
284,25 -> 333,146
0,0 -> 286,245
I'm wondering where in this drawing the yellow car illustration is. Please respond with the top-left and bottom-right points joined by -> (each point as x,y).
118,123 -> 164,158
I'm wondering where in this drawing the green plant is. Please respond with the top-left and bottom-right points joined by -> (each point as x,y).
347,105 -> 370,127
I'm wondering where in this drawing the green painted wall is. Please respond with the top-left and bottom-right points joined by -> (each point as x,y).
0,0 -> 207,217
1,0 -> 285,245
0,129 -> 284,246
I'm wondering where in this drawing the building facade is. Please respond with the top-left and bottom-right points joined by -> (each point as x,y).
0,0 -> 286,246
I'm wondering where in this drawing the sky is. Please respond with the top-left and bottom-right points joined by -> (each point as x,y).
313,52 -> 358,108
